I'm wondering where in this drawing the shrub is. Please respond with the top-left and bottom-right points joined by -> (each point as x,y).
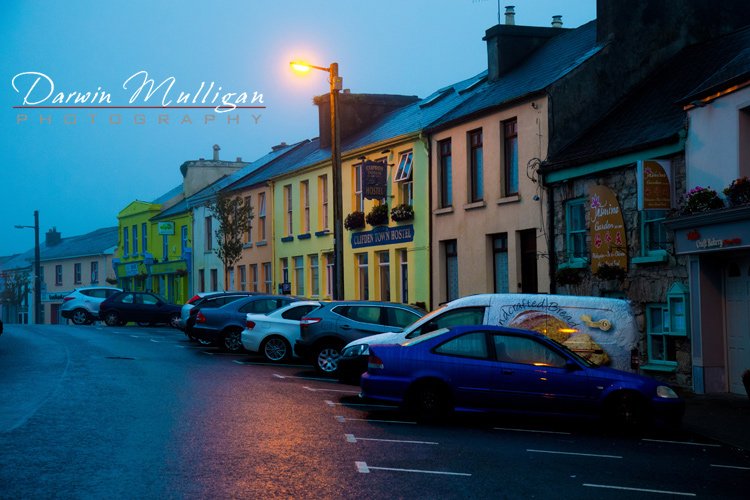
680,186 -> 724,215
344,211 -> 365,230
723,177 -> 750,207
391,203 -> 414,222
365,204 -> 389,226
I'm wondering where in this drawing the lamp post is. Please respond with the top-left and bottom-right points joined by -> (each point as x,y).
290,61 -> 344,300
14,210 -> 42,324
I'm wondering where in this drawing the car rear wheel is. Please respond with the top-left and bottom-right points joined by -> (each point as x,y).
71,309 -> 91,325
168,313 -> 180,329
222,328 -> 244,353
103,311 -> 121,327
315,343 -> 343,375
407,381 -> 453,422
261,336 -> 291,362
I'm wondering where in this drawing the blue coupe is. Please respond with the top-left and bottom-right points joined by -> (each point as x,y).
360,325 -> 684,428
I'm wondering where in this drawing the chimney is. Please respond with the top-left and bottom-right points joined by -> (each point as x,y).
236,157 -> 242,162
212,144 -> 220,161
46,227 -> 61,247
484,21 -> 563,81
504,5 -> 515,25
551,15 -> 563,28
313,93 -> 419,149
271,142 -> 289,152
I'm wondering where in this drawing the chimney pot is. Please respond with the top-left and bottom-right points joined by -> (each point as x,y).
551,15 -> 563,28
212,144 -> 220,161
504,5 -> 515,25
236,157 -> 242,162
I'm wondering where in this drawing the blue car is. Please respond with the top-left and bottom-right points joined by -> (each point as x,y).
361,325 -> 684,428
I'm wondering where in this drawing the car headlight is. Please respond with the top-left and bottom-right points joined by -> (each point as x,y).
656,385 -> 679,399
342,344 -> 369,358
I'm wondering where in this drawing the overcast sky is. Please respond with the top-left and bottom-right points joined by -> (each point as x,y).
1,0 -> 595,256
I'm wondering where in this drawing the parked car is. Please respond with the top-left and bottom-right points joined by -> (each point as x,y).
241,301 -> 322,362
179,291 -> 256,331
188,295 -> 298,352
361,325 -> 685,428
60,286 -> 122,325
294,301 -> 424,375
99,291 -> 182,328
339,293 -> 639,384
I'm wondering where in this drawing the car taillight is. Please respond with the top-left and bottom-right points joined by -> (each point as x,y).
300,317 -> 321,326
63,297 -> 74,302
196,312 -> 206,324
368,354 -> 384,370
188,295 -> 202,304
245,320 -> 256,329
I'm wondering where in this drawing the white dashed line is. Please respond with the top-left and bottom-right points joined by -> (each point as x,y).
272,373 -> 334,382
325,399 -> 396,408
335,415 -> 416,425
303,386 -> 359,394
583,483 -> 695,496
527,449 -> 622,459
355,461 -> 470,477
642,438 -> 721,448
345,434 -> 438,445
710,464 -> 750,470
494,427 -> 571,435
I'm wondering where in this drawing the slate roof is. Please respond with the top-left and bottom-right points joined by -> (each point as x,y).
151,184 -> 183,204
428,20 -> 600,131
225,139 -> 322,189
543,25 -> 750,171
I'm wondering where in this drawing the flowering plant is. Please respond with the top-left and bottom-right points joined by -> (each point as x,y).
365,204 -> 389,226
679,186 -> 724,215
723,177 -> 750,207
344,211 -> 365,230
390,203 -> 414,222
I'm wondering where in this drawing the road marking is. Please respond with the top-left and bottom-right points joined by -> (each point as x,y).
494,427 -> 571,435
325,399 -> 397,408
345,434 -> 437,445
642,438 -> 721,448
233,360 -> 310,368
149,339 -> 163,343
711,464 -> 750,470
272,373 -> 333,382
583,483 -> 695,496
303,386 -> 359,394
336,415 -> 416,425
355,461 -> 470,477
129,335 -> 141,338
527,449 -> 622,459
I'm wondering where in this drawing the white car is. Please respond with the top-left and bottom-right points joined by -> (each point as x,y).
60,286 -> 122,325
241,301 -> 322,362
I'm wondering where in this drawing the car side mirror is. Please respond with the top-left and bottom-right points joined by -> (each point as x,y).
565,359 -> 580,371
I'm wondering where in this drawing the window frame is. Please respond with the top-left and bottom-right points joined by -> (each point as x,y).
468,129 -> 484,203
438,138 -> 453,208
502,119 -> 518,196
564,198 -> 587,266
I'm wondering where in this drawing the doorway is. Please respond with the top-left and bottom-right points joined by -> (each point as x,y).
725,256 -> 750,394
519,229 -> 538,293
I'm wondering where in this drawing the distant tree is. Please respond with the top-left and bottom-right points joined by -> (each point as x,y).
0,270 -> 30,309
207,193 -> 253,277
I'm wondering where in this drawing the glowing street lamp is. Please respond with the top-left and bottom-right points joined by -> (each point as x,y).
290,60 -> 344,300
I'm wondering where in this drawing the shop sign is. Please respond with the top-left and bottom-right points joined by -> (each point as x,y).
363,160 -> 387,200
589,185 -> 627,272
674,224 -> 749,254
124,262 -> 140,277
637,160 -> 672,210
43,291 -> 72,302
158,222 -> 175,235
351,224 -> 414,249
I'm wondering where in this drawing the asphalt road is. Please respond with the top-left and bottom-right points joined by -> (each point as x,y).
1,324 -> 748,499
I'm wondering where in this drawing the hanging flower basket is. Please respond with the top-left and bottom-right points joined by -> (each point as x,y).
679,186 -> 724,215
593,263 -> 626,282
723,177 -> 750,208
555,267 -> 583,287
344,211 -> 365,230
365,204 -> 389,226
391,203 -> 414,222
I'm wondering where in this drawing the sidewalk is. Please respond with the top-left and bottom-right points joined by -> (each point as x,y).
681,392 -> 750,451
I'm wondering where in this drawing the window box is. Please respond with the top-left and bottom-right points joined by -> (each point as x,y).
297,233 -> 311,240
281,236 -> 294,243
315,230 -> 330,237
390,204 -> 414,222
366,204 -> 389,226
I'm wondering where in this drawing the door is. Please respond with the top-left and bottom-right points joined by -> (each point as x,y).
50,303 -> 60,325
519,229 -> 538,293
725,257 -> 750,395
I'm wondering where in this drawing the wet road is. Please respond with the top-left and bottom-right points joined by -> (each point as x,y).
1,324 -> 748,499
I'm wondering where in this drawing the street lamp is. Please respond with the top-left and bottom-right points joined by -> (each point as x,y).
290,60 -> 344,300
14,210 -> 42,324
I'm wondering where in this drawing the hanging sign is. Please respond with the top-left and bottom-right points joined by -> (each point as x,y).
589,185 -> 627,273
363,160 -> 388,200
638,160 -> 672,210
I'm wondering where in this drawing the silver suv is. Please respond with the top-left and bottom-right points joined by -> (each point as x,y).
60,286 -> 122,325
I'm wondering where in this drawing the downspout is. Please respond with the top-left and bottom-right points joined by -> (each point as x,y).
425,131 -> 434,311
547,182 -> 557,294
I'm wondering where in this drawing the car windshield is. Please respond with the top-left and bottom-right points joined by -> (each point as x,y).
402,306 -> 446,339
545,336 -> 597,368
401,328 -> 449,347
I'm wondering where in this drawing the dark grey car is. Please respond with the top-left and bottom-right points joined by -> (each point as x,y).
294,301 -> 424,375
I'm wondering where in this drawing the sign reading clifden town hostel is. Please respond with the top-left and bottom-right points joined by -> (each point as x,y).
351,224 -> 414,249
589,185 -> 627,273
158,221 -> 175,235
363,160 -> 388,200
638,160 -> 672,210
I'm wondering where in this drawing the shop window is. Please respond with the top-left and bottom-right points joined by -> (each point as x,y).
294,256 -> 305,296
377,251 -> 390,301
309,255 -> 319,297
563,199 -> 587,267
634,209 -> 668,264
356,253 -> 369,300
644,283 -> 689,371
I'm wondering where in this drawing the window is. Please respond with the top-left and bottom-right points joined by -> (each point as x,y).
162,234 -> 169,261
395,151 -> 414,206
210,268 -> 218,291
498,335 -> 565,367
74,263 -> 82,284
250,264 -> 258,292
258,192 -> 267,241
407,307 -> 486,338
640,209 -> 668,257
438,139 -> 452,208
310,254 -> 319,297
239,265 -> 247,291
324,252 -> 334,298
123,227 -> 129,257
142,293 -> 159,305
386,307 -> 421,328
294,256 -> 305,296
198,269 -> 205,292
444,240 -> 458,302
263,262 -> 272,293
228,268 -> 235,291
468,129 -> 483,202
357,253 -> 369,300
377,251 -> 390,301
503,119 -> 518,196
280,257 -> 289,284
301,180 -> 310,234
55,264 -> 63,286
205,216 -> 213,251
492,234 -> 509,293
132,225 -> 138,255
140,223 -> 147,254
565,199 -> 587,264
91,261 -> 99,283
319,175 -> 329,230
245,195 -> 253,244
435,332 -> 488,358
283,184 -> 293,236
181,225 -> 188,254
282,304 -> 319,321
398,249 -> 408,303
645,284 -> 690,369
353,164 -> 364,212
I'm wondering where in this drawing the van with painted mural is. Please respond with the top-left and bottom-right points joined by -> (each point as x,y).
337,293 -> 639,383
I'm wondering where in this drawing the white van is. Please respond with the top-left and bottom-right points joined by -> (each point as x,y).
337,294 -> 639,381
